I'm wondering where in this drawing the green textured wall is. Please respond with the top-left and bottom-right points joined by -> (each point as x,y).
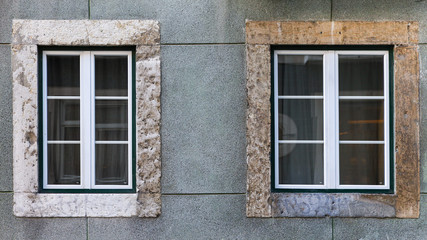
1,0 -> 427,239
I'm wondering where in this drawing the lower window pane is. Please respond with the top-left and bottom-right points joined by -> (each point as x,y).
340,144 -> 385,185
48,144 -> 80,184
278,144 -> 324,185
95,144 -> 128,185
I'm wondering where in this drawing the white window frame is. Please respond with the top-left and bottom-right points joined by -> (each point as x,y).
273,50 -> 390,190
42,50 -> 133,190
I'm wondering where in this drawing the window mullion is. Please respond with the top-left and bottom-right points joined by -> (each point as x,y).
81,51 -> 92,189
324,51 -> 337,189
333,52 -> 340,189
42,52 -> 48,189
90,52 -> 96,189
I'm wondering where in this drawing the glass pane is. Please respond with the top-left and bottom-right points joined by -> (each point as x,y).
278,144 -> 324,185
339,55 -> 384,96
95,55 -> 128,96
278,55 -> 323,96
47,55 -> 80,96
95,100 -> 128,141
339,100 -> 384,140
47,99 -> 80,140
340,144 -> 384,185
95,144 -> 128,185
278,99 -> 323,140
48,144 -> 80,184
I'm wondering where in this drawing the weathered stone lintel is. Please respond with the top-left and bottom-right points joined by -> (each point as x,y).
12,20 -> 160,46
246,21 -> 418,45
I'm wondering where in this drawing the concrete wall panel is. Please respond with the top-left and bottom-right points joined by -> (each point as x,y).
88,195 -> 332,239
91,0 -> 331,44
161,44 -> 246,194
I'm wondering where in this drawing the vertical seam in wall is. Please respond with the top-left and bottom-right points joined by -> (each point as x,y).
86,217 -> 89,240
331,218 -> 334,240
88,0 -> 91,19
330,0 -> 333,20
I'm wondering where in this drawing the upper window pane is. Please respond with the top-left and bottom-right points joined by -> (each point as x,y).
95,55 -> 128,96
339,55 -> 384,96
278,55 -> 323,96
47,55 -> 80,96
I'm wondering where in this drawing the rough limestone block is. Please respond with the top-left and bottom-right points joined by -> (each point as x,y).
272,193 -> 396,217
14,193 -> 86,217
246,21 -> 418,45
11,44 -> 38,193
86,194 -> 138,217
394,46 -> 420,218
246,44 -> 272,217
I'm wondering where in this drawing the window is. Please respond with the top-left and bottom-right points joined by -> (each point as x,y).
245,19 -> 419,218
12,20 -> 161,217
40,49 -> 135,192
272,49 -> 392,191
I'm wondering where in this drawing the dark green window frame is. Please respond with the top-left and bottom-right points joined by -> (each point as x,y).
270,45 -> 394,194
38,46 -> 137,193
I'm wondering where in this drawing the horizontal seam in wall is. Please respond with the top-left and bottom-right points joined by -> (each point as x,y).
0,191 -> 13,193
161,42 -> 245,46
0,43 -> 11,45
162,193 -> 245,196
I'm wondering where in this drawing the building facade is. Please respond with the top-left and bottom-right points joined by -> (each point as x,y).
1,0 -> 427,239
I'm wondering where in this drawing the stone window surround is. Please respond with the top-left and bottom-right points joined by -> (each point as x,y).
12,20 -> 161,217
246,21 -> 420,218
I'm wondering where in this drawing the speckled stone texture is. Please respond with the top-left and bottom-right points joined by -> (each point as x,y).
12,20 -> 161,217
246,21 -> 420,218
246,44 -> 272,218
246,21 -> 418,45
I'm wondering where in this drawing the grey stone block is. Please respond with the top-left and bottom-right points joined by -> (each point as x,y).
272,193 -> 395,217
332,0 -> 427,43
421,45 -> 427,193
333,194 -> 427,240
0,193 -> 87,240
0,45 -> 12,191
0,0 -> 88,43
88,194 -> 332,239
160,45 -> 246,194
90,0 -> 331,44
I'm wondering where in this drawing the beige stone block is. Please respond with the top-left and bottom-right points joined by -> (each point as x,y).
246,21 -> 418,45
